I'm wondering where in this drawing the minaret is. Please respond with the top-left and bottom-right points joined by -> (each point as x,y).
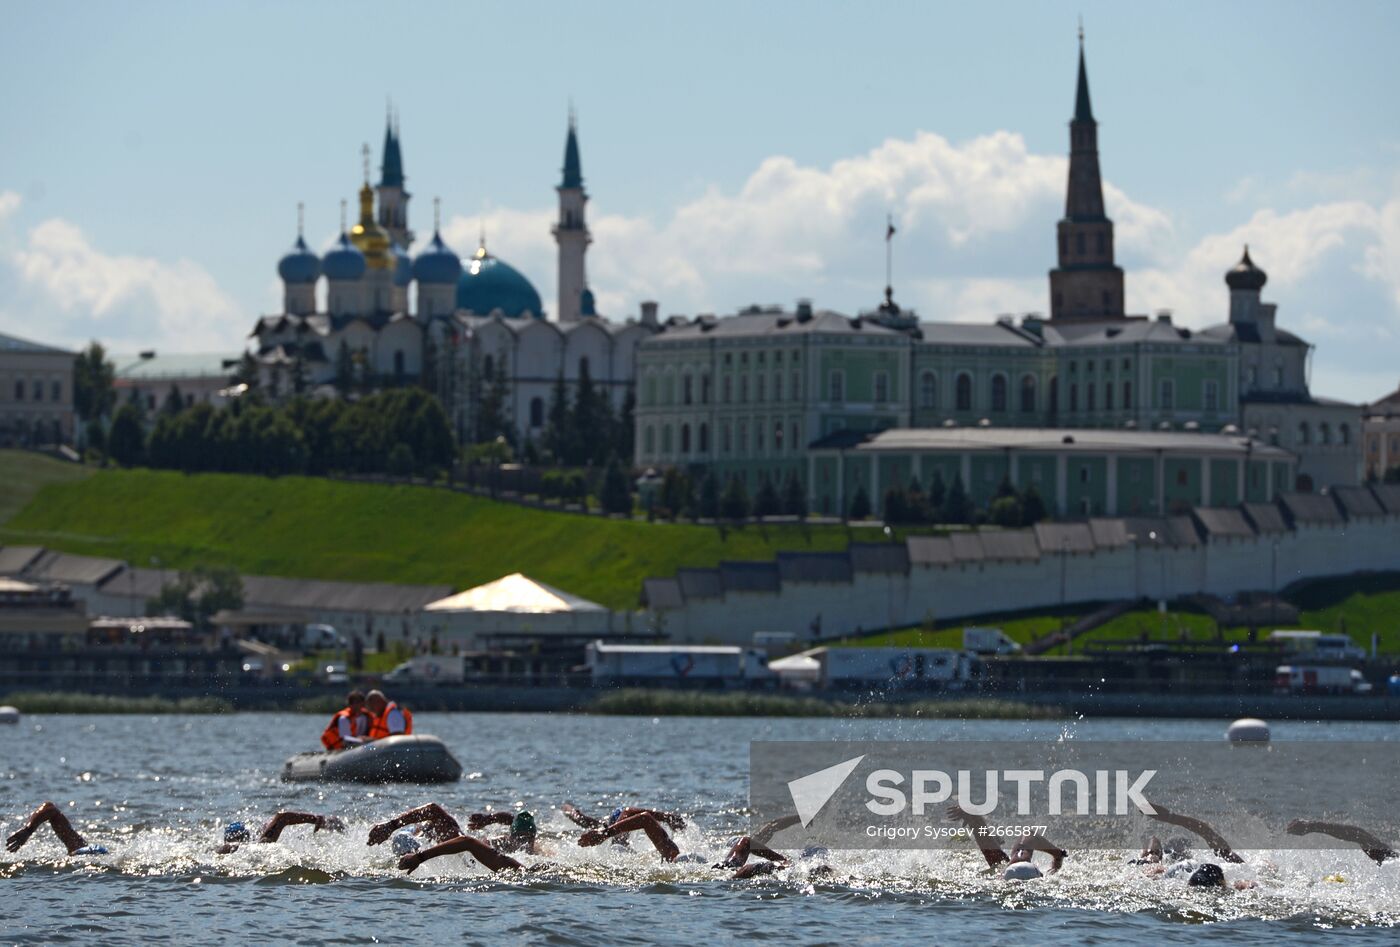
553,109 -> 591,323
377,106 -> 413,249
1048,29 -> 1125,321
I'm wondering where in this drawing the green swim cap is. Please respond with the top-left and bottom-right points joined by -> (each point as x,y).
511,811 -> 536,836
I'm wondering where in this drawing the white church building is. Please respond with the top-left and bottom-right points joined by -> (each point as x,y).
250,115 -> 656,443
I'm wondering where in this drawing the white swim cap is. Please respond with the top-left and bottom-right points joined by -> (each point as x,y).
391,830 -> 422,856
1003,862 -> 1043,881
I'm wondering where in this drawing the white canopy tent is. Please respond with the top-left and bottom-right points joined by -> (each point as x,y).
422,573 -> 613,646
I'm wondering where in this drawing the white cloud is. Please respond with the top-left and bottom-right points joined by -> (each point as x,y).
0,191 -> 20,224
2,215 -> 244,351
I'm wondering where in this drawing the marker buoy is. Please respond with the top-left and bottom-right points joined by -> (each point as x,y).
0,706 -> 20,724
1226,717 -> 1270,743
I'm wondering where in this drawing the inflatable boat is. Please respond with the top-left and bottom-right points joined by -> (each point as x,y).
281,734 -> 462,783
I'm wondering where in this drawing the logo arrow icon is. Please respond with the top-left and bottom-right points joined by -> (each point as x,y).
787,755 -> 865,828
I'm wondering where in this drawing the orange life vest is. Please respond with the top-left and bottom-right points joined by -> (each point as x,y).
368,701 -> 413,740
321,708 -> 357,751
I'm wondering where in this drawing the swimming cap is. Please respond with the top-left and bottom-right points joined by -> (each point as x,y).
73,845 -> 108,856
1003,862 -> 1043,881
223,822 -> 251,844
391,830 -> 422,856
800,846 -> 830,860
511,812 -> 536,837
1188,863 -> 1226,888
607,808 -> 625,826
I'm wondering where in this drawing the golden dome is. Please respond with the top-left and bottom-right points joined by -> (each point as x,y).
350,182 -> 393,270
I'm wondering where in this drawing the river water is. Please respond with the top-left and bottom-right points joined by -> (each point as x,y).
2,713 -> 1397,945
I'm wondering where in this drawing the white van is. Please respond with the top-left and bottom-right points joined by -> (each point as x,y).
1267,630 -> 1365,661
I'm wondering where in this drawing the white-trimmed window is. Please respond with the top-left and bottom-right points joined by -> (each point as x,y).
874,371 -> 889,403
1203,380 -> 1219,412
829,370 -> 845,403
1159,378 -> 1175,410
920,371 -> 938,409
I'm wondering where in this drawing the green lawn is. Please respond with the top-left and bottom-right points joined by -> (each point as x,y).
0,462 -> 863,609
0,449 -> 92,522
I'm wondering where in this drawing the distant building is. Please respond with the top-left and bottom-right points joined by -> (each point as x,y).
0,331 -> 74,446
634,37 -> 1361,497
1363,381 -> 1400,480
112,351 -> 242,417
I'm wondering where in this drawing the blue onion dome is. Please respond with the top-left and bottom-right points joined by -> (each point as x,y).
392,243 -> 412,287
278,236 -> 320,284
412,231 -> 463,285
456,241 -> 544,318
322,232 -> 366,281
1225,245 -> 1267,292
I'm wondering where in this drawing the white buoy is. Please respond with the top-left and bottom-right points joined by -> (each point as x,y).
1227,717 -> 1270,743
0,706 -> 19,724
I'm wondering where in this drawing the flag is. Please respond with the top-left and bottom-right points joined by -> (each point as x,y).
886,217 -> 896,241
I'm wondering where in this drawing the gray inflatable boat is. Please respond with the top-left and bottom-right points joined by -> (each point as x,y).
281,734 -> 463,784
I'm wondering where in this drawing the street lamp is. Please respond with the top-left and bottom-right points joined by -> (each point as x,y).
1270,540 -> 1280,630
1149,530 -> 1166,638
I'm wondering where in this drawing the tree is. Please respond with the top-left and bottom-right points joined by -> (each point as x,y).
994,473 -> 1018,501
849,485 -> 872,521
754,476 -> 781,518
542,372 -> 571,463
387,442 -> 415,477
927,470 -> 947,518
475,349 -> 512,444
941,474 -> 972,525
699,471 -> 721,520
720,474 -> 750,522
147,566 -> 244,631
291,350 -> 309,395
905,476 -> 930,525
988,495 -> 1023,528
84,419 -> 106,457
233,351 -> 260,390
600,456 -> 633,515
572,358 -> 606,465
73,342 -> 116,427
160,383 -> 185,417
615,385 -> 636,462
782,472 -> 807,518
334,341 -> 353,395
659,468 -> 691,520
1021,484 -> 1049,525
883,486 -> 910,524
107,404 -> 145,467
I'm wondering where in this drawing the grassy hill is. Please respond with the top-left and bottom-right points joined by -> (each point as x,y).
0,449 -> 93,522
0,454 -> 857,609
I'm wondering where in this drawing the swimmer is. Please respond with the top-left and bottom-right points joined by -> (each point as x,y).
1130,834 -> 1193,866
369,803 -> 542,856
465,809 -> 542,855
562,801 -> 686,846
5,801 -> 107,857
577,810 -> 811,879
1146,804 -> 1255,890
1287,819 -> 1398,865
396,831 -> 549,875
217,810 -> 345,854
946,805 -> 1066,880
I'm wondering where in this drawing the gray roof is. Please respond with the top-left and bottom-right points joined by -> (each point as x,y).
918,321 -> 1040,348
949,533 -> 985,562
25,551 -> 125,586
1045,318 -> 1232,348
1241,503 -> 1289,534
113,352 -> 241,380
906,536 -> 955,567
776,552 -> 853,584
1331,486 -> 1384,519
641,578 -> 684,609
0,545 -> 45,576
719,561 -> 781,593
1087,518 -> 1131,548
831,427 -> 1292,459
1034,522 -> 1095,554
647,308 -> 905,344
0,331 -> 72,355
1278,492 -> 1344,525
95,566 -> 166,600
1167,516 -> 1204,547
240,575 -> 451,613
676,568 -> 725,600
978,530 -> 1041,561
848,542 -> 910,574
1370,484 -> 1400,515
1192,507 -> 1254,539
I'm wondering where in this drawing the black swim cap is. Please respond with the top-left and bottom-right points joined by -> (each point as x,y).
1188,863 -> 1225,887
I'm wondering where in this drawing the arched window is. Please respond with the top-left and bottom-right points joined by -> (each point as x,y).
393,350 -> 405,379
738,421 -> 748,453
920,371 -> 938,409
1297,422 -> 1310,446
791,421 -> 800,450
955,373 -> 972,412
483,354 -> 495,379
680,424 -> 691,454
1049,377 -> 1059,414
1319,423 -> 1331,445
721,423 -> 731,453
701,374 -> 711,404
774,421 -> 784,451
698,423 -> 709,453
1340,423 -> 1351,446
756,375 -> 766,402
1069,383 -> 1079,412
1104,382 -> 1114,411
1122,380 -> 1132,409
991,374 -> 1008,413
529,397 -> 544,428
740,376 -> 749,402
662,425 -> 672,453
578,356 -> 590,378
1086,383 -> 1096,412
722,376 -> 732,403
790,370 -> 800,399
643,426 -> 655,454
773,372 -> 783,401
1020,374 -> 1036,413
682,374 -> 693,405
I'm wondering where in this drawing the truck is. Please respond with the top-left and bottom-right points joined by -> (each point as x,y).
1266,630 -> 1366,661
1274,664 -> 1372,696
962,627 -> 1022,656
585,641 -> 772,683
302,623 -> 345,651
383,654 -> 466,685
816,647 -> 977,688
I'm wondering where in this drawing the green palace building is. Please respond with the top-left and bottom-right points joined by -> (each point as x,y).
633,40 -> 1360,514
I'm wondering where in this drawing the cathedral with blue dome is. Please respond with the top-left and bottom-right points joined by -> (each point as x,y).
252,113 -> 657,444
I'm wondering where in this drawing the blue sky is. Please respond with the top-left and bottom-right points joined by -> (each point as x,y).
1,0 -> 1398,402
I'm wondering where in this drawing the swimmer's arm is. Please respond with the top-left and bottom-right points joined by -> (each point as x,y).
369,804 -> 463,845
1287,820 -> 1395,864
258,811 -> 334,843
623,808 -> 686,831
5,801 -> 87,855
749,844 -> 788,865
945,805 -> 1009,868
467,811 -> 514,831
586,813 -> 680,862
753,814 -> 801,848
1148,806 -> 1242,863
1021,834 -> 1067,873
401,835 -> 523,874
561,803 -> 601,829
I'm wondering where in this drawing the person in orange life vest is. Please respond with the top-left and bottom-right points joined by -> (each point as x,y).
321,690 -> 372,751
365,689 -> 412,740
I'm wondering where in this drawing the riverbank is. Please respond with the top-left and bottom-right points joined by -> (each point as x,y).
4,686 -> 1399,720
